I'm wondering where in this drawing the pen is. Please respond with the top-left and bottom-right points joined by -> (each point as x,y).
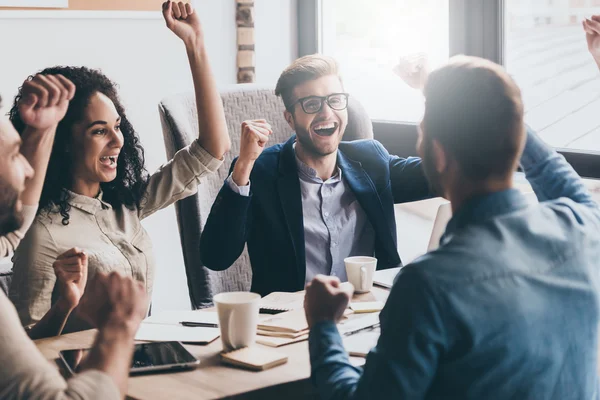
179,321 -> 219,328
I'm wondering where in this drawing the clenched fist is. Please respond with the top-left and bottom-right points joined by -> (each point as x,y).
78,271 -> 148,335
232,119 -> 272,186
304,275 -> 353,329
53,247 -> 88,311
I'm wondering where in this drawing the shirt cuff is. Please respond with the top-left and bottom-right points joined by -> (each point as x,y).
520,126 -> 556,172
226,174 -> 251,197
309,320 -> 345,364
189,140 -> 224,173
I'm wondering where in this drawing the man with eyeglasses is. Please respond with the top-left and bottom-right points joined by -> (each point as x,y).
200,54 -> 430,295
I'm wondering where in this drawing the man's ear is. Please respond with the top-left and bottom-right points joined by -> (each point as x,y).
431,139 -> 447,174
284,110 -> 295,131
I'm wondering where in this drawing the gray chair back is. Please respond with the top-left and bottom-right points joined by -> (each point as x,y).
159,84 -> 373,308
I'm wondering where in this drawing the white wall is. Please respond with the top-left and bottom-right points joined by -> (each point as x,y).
0,0 -> 297,311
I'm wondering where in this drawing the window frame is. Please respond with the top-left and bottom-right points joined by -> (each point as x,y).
297,0 -> 600,178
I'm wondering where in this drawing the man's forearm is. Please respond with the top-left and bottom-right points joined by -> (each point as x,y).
79,325 -> 136,398
186,42 -> 231,160
19,126 -> 56,205
520,127 -> 595,206
232,159 -> 254,187
309,321 -> 362,400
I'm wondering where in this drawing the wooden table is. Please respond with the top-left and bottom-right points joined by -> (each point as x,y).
35,288 -> 390,400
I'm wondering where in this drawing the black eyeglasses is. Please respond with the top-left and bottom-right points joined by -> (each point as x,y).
289,93 -> 350,114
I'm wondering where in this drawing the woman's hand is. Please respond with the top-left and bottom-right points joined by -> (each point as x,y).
162,1 -> 204,50
53,248 -> 88,311
18,74 -> 75,131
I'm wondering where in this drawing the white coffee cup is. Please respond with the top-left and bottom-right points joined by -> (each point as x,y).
214,291 -> 261,352
344,256 -> 377,293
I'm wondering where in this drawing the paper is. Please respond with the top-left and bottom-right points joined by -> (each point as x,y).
257,333 -> 309,347
350,301 -> 385,313
135,323 -> 220,344
343,329 -> 380,357
258,309 -> 308,333
373,267 -> 401,289
260,291 -> 305,312
257,329 -> 308,338
338,313 -> 380,335
143,310 -> 219,326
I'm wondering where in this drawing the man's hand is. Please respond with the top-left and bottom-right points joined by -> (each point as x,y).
232,119 -> 272,186
583,17 -> 600,68
393,52 -> 430,91
163,1 -> 204,49
18,74 -> 75,130
53,248 -> 88,312
304,275 -> 353,329
78,272 -> 148,335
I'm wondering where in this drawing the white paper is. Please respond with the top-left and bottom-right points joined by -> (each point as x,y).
143,310 -> 219,325
135,323 -> 220,343
337,313 -> 380,335
343,330 -> 380,357
0,0 -> 68,7
372,267 -> 401,289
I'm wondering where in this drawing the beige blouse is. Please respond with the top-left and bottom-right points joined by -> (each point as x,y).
9,140 -> 222,330
0,290 -> 120,399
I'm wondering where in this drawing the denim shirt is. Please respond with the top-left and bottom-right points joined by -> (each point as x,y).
309,129 -> 600,400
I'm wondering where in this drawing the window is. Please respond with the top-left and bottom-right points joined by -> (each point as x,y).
318,0 -> 449,122
505,0 -> 600,152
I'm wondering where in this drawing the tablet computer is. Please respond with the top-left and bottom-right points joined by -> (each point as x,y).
59,341 -> 200,375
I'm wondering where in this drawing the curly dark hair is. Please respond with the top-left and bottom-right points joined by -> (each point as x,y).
9,66 -> 149,225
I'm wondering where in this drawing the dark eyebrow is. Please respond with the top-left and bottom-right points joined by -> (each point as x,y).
86,120 -> 107,129
86,116 -> 121,130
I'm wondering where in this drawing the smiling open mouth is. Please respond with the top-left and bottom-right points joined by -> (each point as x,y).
99,156 -> 118,167
312,122 -> 338,137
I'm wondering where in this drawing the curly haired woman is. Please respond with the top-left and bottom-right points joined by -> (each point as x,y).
8,1 -> 231,334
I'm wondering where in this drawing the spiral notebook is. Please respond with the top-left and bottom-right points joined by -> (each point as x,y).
259,291 -> 305,314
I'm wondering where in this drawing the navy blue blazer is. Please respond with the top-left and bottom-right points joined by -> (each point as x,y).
199,136 -> 431,296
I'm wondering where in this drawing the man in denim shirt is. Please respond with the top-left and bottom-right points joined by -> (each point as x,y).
304,55 -> 600,399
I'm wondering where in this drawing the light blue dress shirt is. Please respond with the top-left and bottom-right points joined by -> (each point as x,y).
308,128 -> 600,400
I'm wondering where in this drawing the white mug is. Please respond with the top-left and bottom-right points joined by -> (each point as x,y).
344,256 -> 377,293
214,291 -> 261,352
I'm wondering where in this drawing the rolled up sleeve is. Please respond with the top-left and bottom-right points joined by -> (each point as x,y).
139,140 -> 223,219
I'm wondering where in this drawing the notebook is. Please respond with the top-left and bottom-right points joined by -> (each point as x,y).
257,328 -> 309,338
259,291 -> 305,314
372,267 -> 401,289
343,329 -> 380,357
221,346 -> 288,371
256,333 -> 309,347
258,309 -> 308,333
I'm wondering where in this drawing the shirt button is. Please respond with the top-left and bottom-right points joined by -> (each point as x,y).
332,271 -> 337,276
324,211 -> 329,217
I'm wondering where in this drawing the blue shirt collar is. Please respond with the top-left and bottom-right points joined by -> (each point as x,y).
442,188 -> 530,242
